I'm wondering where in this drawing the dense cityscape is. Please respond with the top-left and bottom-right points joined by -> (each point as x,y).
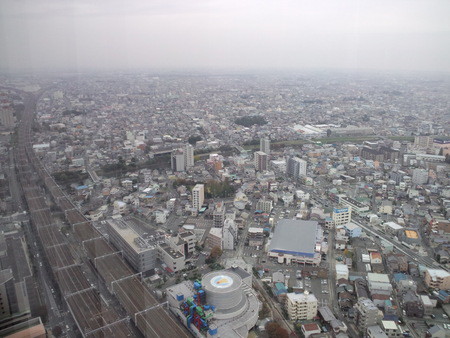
0,71 -> 449,338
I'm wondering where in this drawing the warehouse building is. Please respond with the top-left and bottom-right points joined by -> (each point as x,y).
268,220 -> 322,265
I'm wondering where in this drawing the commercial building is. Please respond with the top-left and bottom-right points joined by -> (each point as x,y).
166,267 -> 259,337
286,156 -> 307,179
254,151 -> 268,172
333,206 -> 352,226
268,220 -> 322,265
285,292 -> 318,320
260,137 -> 270,155
106,219 -> 157,273
192,184 -> 205,211
424,268 -> 450,290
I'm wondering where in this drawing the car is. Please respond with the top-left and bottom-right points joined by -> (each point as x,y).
430,314 -> 436,318
443,314 -> 448,319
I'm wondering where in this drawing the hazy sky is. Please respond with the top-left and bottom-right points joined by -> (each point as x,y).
1,0 -> 449,73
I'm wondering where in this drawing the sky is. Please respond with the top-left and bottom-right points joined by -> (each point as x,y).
1,0 -> 449,73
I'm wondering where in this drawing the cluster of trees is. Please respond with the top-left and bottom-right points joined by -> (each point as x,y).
188,135 -> 202,145
205,246 -> 223,265
234,115 -> 267,127
265,322 -> 289,338
101,155 -> 171,177
53,170 -> 88,184
205,179 -> 236,198
62,109 -> 85,116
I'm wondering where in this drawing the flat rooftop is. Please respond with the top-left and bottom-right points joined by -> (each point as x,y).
107,219 -> 154,253
159,243 -> 183,259
404,229 -> 419,239
269,220 -> 319,256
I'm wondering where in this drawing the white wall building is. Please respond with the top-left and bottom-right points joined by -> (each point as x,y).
184,144 -> 194,168
192,184 -> 204,211
285,292 -> 318,320
333,206 -> 352,226
222,219 -> 237,250
260,137 -> 270,155
287,156 -> 307,179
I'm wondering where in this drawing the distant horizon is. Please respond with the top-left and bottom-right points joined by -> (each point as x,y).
2,66 -> 450,78
1,0 -> 449,74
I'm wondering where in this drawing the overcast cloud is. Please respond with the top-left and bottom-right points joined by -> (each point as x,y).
1,0 -> 449,73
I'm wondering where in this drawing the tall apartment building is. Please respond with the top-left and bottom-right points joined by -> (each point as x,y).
213,202 -> 225,228
332,206 -> 352,226
260,137 -> 270,155
222,218 -> 237,250
254,151 -> 268,172
286,156 -> 307,179
184,144 -> 194,168
285,292 -> 318,321
171,150 -> 185,172
106,219 -> 157,273
414,136 -> 434,149
192,184 -> 204,211
354,299 -> 383,332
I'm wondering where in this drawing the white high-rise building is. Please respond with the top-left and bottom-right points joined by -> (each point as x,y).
260,137 -> 270,155
222,218 -> 237,250
285,292 -> 318,321
286,156 -> 307,179
171,151 -> 185,172
213,202 -> 225,228
192,184 -> 204,211
184,144 -> 194,168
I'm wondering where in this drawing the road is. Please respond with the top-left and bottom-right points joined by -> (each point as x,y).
351,216 -> 440,269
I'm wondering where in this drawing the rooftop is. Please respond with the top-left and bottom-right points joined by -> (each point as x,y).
286,292 -> 317,303
269,220 -> 319,256
426,268 -> 450,280
107,219 -> 154,253
404,229 -> 419,239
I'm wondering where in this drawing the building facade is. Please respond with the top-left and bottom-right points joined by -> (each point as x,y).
285,292 -> 318,320
286,156 -> 307,179
254,151 -> 268,172
192,184 -> 205,211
